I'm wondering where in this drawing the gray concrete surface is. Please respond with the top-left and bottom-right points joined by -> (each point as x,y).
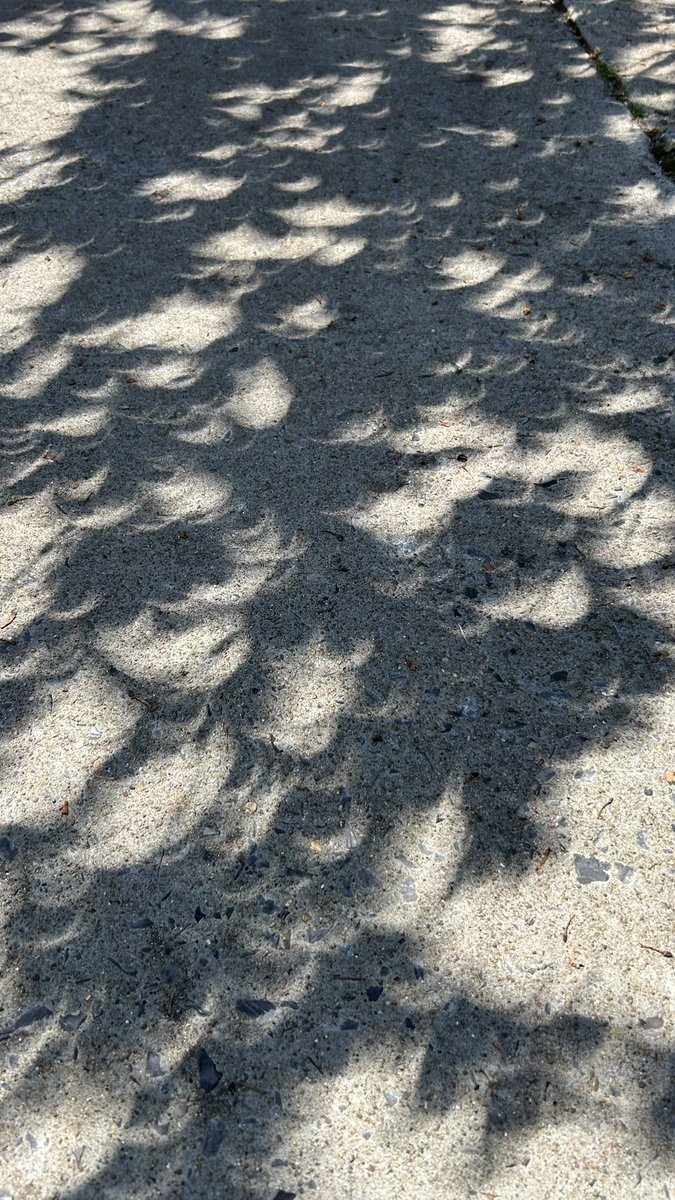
569,0 -> 675,131
0,0 -> 674,1197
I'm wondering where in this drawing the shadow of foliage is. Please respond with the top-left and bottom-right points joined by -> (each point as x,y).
0,0 -> 674,1193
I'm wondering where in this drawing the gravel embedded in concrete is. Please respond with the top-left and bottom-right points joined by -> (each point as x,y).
0,0 -> 674,1196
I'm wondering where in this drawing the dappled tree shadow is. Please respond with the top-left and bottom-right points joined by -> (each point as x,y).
0,0 -> 674,1194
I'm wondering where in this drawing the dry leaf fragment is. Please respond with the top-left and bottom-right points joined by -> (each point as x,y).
60,801 -> 69,816
405,658 -> 418,671
623,272 -> 635,280
522,306 -> 532,315
655,302 -> 667,311
43,451 -> 56,462
664,770 -> 675,784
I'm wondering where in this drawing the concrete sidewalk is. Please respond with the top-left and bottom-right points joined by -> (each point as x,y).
0,0 -> 674,1197
569,0 -> 675,132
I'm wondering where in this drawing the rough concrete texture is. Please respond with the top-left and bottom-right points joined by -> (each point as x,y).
569,0 -> 675,129
0,0 -> 674,1197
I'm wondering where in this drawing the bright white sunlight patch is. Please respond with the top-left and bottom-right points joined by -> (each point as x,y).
438,249 -> 504,288
39,404 -> 108,438
147,467 -> 230,520
349,469 -> 457,545
226,358 -> 292,428
136,171 -> 243,202
275,195 -> 372,229
0,249 -> 83,355
326,69 -> 384,108
110,292 -> 238,353
198,222 -> 330,263
271,297 -> 337,334
99,613 -> 252,691
265,637 -> 370,755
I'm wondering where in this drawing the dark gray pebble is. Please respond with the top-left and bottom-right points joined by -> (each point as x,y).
0,836 -> 17,863
146,1051 -> 163,1077
59,1013 -> 85,1032
366,985 -> 383,1002
0,1005 -> 52,1040
358,868 -> 382,889
198,1049 -> 222,1092
273,1191 -> 296,1200
340,1018 -> 359,1030
202,1118 -> 224,1158
401,879 -> 418,903
574,855 -> 609,884
615,862 -> 636,883
236,997 -> 276,1018
395,852 -> 416,870
131,918 -> 153,929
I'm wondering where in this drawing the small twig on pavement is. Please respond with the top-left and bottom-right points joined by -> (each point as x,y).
128,689 -> 158,711
640,943 -> 673,959
536,847 -> 552,872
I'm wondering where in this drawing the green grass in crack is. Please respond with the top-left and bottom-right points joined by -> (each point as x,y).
595,57 -> 626,100
652,138 -> 675,179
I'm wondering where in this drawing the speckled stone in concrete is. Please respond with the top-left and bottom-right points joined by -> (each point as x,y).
0,0 -> 674,1197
